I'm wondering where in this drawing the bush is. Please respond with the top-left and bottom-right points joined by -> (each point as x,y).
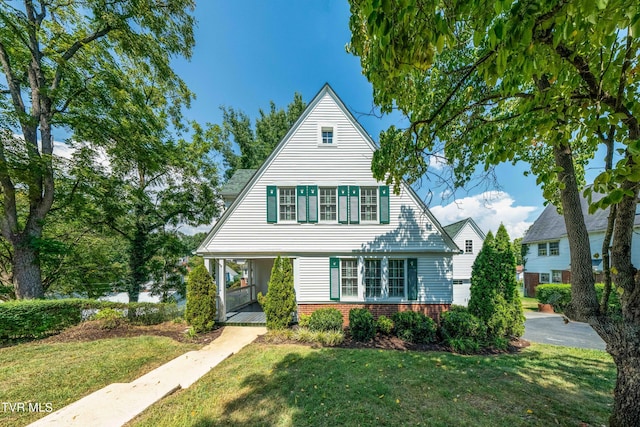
440,307 -> 486,342
391,311 -> 437,343
297,313 -> 311,328
185,263 -> 217,333
536,284 -> 571,311
376,315 -> 394,335
447,337 -> 481,354
0,299 -> 84,340
258,256 -> 296,330
349,308 -> 376,341
93,308 -> 125,330
536,283 -> 621,315
308,308 -> 343,332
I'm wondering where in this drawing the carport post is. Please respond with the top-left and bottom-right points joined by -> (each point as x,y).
217,259 -> 227,322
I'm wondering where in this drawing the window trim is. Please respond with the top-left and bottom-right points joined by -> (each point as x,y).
318,123 -> 338,146
387,258 -> 406,299
278,187 -> 297,222
549,241 -> 560,256
539,272 -> 550,283
360,187 -> 378,223
538,243 -> 548,257
364,258 -> 382,299
340,259 -> 359,300
465,240 -> 473,254
551,270 -> 562,283
319,187 -> 338,223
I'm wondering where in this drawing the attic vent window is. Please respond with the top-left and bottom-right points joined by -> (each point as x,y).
321,127 -> 333,144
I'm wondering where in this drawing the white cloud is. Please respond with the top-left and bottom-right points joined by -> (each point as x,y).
430,191 -> 538,239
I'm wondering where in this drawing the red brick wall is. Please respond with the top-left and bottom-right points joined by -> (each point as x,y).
524,272 -> 540,297
562,270 -> 571,284
298,303 -> 450,326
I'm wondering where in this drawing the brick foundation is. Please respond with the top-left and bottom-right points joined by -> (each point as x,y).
298,303 -> 450,326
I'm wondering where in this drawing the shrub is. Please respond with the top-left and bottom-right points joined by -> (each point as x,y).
0,299 -> 85,340
185,263 -> 217,333
308,308 -> 343,332
258,256 -> 297,330
376,315 -> 394,335
536,284 -> 572,311
349,308 -> 376,341
297,313 -> 311,328
93,308 -> 126,330
447,337 -> 481,354
440,307 -> 486,342
391,311 -> 437,343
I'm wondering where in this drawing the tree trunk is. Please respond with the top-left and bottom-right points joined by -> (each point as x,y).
13,240 -> 44,299
553,143 -> 599,320
609,344 -> 640,427
127,225 -> 147,303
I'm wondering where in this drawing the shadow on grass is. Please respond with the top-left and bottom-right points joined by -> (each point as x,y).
189,345 -> 615,427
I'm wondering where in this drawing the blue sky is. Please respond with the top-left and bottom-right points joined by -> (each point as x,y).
171,1 -> 564,238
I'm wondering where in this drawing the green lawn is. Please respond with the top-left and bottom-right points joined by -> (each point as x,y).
521,296 -> 539,311
0,336 -> 198,427
130,343 -> 615,427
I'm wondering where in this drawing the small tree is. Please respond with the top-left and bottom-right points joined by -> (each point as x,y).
185,263 -> 217,334
258,256 -> 296,330
494,225 -> 525,338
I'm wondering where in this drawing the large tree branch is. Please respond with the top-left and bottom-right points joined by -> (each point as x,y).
0,41 -> 26,113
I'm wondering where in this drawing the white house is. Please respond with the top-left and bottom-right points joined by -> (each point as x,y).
522,190 -> 640,296
197,84 -> 460,324
442,218 -> 486,306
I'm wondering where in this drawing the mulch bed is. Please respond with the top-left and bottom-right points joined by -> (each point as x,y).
37,320 -> 224,345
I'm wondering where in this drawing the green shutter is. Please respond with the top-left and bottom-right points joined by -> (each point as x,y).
338,186 -> 349,224
349,186 -> 360,224
266,186 -> 277,223
379,186 -> 390,224
407,258 -> 418,300
330,257 -> 340,300
297,186 -> 308,223
308,185 -> 318,223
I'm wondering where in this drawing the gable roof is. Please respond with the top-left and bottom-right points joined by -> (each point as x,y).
443,217 -> 486,240
220,169 -> 257,198
522,190 -> 640,243
197,83 -> 459,254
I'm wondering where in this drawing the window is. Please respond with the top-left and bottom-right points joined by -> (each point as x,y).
364,259 -> 382,298
538,243 -> 547,257
552,270 -> 562,283
279,188 -> 296,221
549,241 -> 560,256
465,240 -> 473,254
341,259 -> 358,297
360,187 -> 378,222
319,187 -> 337,222
388,259 -> 405,297
321,127 -> 333,144
453,280 -> 464,285
540,273 -> 550,283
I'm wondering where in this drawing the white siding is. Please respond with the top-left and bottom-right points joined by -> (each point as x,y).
201,92 -> 451,256
296,255 -> 452,304
451,223 -> 484,280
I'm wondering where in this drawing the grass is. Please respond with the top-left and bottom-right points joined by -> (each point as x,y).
0,336 -> 198,426
130,343 -> 615,427
521,296 -> 539,311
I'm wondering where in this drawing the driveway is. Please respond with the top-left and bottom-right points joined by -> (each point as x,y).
523,311 -> 606,350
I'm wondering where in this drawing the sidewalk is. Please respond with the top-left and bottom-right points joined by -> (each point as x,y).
29,326 -> 266,427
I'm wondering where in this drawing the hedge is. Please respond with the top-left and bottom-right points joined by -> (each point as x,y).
0,299 -> 182,341
536,283 -> 621,314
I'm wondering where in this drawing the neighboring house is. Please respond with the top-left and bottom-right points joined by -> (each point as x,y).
197,84 -> 460,323
442,218 -> 486,306
521,190 -> 640,296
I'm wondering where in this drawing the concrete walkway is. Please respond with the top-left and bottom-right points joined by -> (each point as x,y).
29,326 -> 266,427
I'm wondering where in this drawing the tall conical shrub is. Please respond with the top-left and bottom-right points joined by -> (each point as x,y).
185,263 -> 217,333
258,256 -> 296,330
494,224 -> 525,337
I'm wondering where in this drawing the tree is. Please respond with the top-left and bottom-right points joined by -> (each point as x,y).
348,1 -> 640,424
185,262 -> 217,334
494,225 -> 525,338
206,94 -> 307,180
0,0 -> 196,299
512,237 -> 524,266
257,256 -> 296,330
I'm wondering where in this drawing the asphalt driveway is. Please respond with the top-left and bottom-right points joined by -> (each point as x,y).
523,311 -> 606,350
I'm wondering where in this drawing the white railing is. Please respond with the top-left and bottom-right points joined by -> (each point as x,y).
225,285 -> 257,312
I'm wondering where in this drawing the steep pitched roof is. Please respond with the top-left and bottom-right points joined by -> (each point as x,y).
443,217 -> 486,240
522,190 -> 640,243
220,169 -> 257,198
197,83 -> 459,254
